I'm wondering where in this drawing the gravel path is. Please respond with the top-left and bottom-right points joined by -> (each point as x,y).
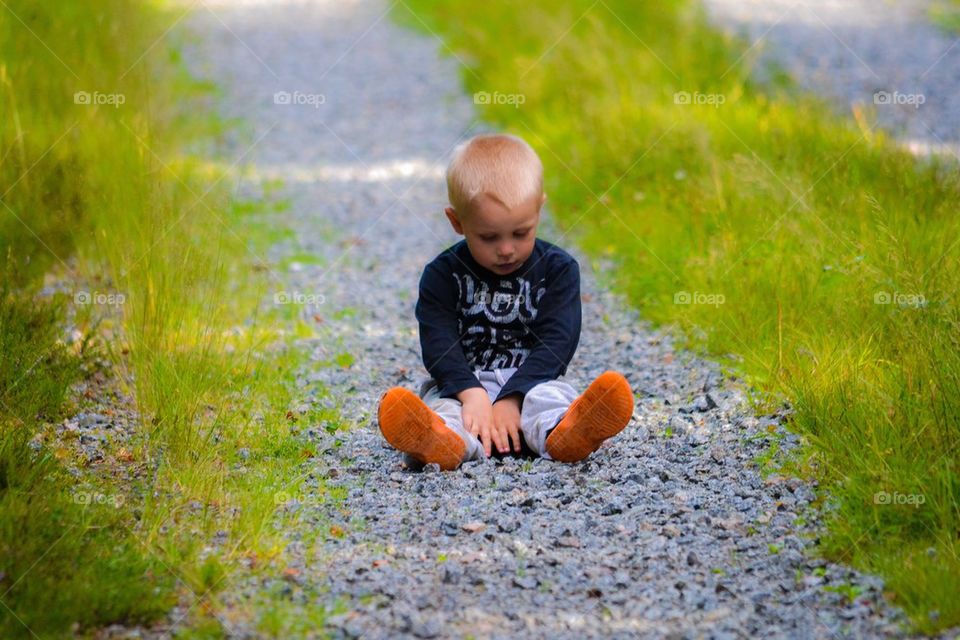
702,0 -> 960,157
184,1 -> 922,637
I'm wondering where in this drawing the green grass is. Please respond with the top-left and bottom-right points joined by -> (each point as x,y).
0,434 -> 175,635
398,0 -> 960,632
0,286 -> 173,636
2,0 -> 344,635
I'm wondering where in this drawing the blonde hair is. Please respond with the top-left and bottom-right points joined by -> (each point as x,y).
446,133 -> 543,216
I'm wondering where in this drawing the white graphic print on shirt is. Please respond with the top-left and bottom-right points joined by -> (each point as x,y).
454,273 -> 547,370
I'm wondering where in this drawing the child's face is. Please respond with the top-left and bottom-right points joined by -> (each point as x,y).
445,192 -> 545,275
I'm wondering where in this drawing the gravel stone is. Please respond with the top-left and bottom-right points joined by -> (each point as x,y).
162,0 -> 956,637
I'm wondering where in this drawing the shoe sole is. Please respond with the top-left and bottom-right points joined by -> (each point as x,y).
545,371 -> 634,462
377,387 -> 465,470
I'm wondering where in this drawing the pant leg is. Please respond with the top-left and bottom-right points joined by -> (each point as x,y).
475,369 -> 507,404
519,379 -> 579,460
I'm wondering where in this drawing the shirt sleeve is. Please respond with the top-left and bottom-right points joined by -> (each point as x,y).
415,261 -> 484,399
495,256 -> 582,403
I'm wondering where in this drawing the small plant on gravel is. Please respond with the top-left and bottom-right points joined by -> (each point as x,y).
751,432 -> 786,477
825,582 -> 865,603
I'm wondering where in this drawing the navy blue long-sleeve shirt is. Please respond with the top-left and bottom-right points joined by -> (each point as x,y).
415,237 -> 581,403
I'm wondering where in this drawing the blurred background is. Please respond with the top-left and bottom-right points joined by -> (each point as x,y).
1,0 -> 957,637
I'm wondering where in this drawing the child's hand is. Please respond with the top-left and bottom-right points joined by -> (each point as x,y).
492,396 -> 523,454
457,388 -> 496,456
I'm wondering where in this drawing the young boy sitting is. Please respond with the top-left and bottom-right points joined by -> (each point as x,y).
377,133 -> 634,471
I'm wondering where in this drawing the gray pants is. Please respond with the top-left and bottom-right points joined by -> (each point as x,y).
412,367 -> 579,465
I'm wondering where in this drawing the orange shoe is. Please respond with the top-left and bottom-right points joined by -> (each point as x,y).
545,371 -> 634,462
377,387 -> 466,471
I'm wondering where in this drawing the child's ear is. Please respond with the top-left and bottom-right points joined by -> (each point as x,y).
444,207 -> 464,235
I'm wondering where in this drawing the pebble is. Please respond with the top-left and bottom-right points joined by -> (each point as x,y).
158,0 -> 932,638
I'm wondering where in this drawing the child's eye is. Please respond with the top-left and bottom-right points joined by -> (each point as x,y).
514,230 -> 530,238
480,235 -> 496,242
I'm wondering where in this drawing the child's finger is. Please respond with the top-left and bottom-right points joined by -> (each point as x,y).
479,424 -> 492,457
492,424 -> 508,453
499,425 -> 512,453
490,425 -> 501,454
507,423 -> 522,453
488,422 -> 502,453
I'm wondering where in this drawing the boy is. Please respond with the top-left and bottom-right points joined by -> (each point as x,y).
377,133 -> 634,471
